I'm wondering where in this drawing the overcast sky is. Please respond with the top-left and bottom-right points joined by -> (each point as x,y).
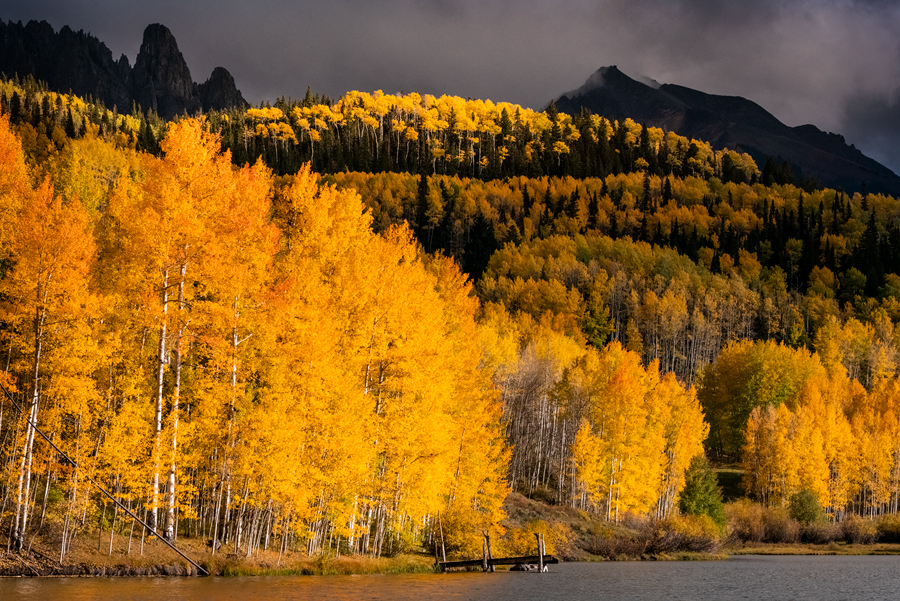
5,0 -> 900,173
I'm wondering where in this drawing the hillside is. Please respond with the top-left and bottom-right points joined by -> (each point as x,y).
1,75 -> 900,571
555,66 -> 900,197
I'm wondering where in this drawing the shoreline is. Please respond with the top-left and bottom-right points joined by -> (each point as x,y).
5,543 -> 900,578
5,492 -> 900,578
0,545 -> 441,578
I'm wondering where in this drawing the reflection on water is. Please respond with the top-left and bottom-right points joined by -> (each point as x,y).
1,555 -> 899,601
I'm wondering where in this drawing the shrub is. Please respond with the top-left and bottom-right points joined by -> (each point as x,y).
801,521 -> 842,544
619,511 -> 650,532
725,499 -> 765,543
586,533 -> 649,559
652,515 -> 721,553
875,514 -> 900,543
585,515 -> 721,558
762,507 -> 800,543
502,519 -> 569,557
725,500 -> 800,543
842,515 -> 877,544
788,490 -> 825,525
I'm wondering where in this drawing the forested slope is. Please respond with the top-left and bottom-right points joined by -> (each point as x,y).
1,78 -> 900,565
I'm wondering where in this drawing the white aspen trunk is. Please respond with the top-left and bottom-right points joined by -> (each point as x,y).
15,305 -> 46,551
127,501 -> 136,555
109,491 -> 118,555
210,474 -> 225,555
38,467 -> 51,528
213,305 -> 242,553
264,502 -> 273,552
61,423 -> 82,561
165,264 -> 187,541
223,479 -> 232,543
151,268 -> 169,534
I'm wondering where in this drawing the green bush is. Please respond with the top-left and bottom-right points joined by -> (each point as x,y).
788,490 -> 825,525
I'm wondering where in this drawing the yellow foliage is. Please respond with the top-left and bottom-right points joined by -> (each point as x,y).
502,519 -> 567,556
571,342 -> 706,522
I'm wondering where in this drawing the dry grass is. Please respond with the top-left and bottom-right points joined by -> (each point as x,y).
0,525 -> 436,576
727,542 -> 900,556
500,494 -> 723,561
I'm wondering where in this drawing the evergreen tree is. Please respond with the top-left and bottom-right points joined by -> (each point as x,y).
662,176 -> 673,204
677,455 -> 726,527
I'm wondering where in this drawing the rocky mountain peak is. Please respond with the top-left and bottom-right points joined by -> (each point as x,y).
199,66 -> 247,112
133,23 -> 201,117
555,66 -> 900,196
0,19 -> 247,119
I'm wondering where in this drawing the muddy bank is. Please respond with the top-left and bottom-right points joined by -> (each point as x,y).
0,551 -> 203,577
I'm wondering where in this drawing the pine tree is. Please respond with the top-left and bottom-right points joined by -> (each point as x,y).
677,454 -> 725,526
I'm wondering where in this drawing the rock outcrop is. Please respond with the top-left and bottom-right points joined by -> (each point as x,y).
0,19 -> 246,118
199,66 -> 246,112
132,23 -> 202,117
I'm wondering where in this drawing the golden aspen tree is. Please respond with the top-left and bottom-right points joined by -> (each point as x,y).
572,342 -> 705,521
0,114 -> 29,243
1,179 -> 95,550
267,164 -> 376,551
871,378 -> 900,514
821,376 -> 866,515
653,373 -> 707,518
107,119 -> 240,539
742,406 -> 777,505
791,384 -> 832,508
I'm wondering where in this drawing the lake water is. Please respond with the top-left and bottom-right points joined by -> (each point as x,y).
1,556 -> 899,600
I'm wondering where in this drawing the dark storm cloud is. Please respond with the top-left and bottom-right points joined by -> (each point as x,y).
844,90 -> 900,178
3,0 -> 900,171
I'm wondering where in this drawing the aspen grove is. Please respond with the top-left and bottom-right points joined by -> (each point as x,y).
0,116 -> 515,558
6,78 -> 900,561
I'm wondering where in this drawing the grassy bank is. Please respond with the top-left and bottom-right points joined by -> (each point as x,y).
500,492 -> 724,561
500,493 -> 900,561
7,491 -> 900,576
727,542 -> 900,556
0,527 -> 438,577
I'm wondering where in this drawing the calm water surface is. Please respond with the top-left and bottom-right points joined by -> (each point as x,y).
2,556 -> 899,600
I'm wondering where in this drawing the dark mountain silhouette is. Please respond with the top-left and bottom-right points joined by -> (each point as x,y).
131,23 -> 202,117
199,67 -> 246,112
555,66 -> 900,196
0,19 -> 246,118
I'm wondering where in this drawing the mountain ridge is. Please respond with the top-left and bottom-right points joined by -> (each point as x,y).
0,19 -> 246,118
555,66 -> 900,196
